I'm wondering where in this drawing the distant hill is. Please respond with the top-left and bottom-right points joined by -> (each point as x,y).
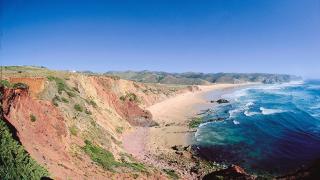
105,71 -> 301,85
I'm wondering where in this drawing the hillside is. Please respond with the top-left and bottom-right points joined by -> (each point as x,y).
106,71 -> 300,85
0,66 -> 199,179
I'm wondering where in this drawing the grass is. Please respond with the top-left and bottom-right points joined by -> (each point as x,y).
0,120 -> 49,179
83,140 -> 147,172
74,104 -> 83,112
30,114 -> 36,122
69,125 -> 78,136
188,117 -> 203,128
163,169 -> 179,180
82,140 -> 119,171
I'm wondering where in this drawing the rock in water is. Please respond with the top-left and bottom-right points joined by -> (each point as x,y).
203,165 -> 255,180
216,99 -> 229,104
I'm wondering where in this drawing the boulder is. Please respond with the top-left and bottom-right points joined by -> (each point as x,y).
216,99 -> 229,104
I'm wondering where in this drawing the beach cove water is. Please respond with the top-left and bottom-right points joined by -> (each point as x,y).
195,80 -> 320,175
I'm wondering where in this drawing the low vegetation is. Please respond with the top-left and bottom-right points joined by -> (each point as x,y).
61,97 -> 69,103
0,80 -> 11,88
12,83 -> 29,90
88,100 -> 97,108
0,120 -> 49,179
47,76 -> 76,96
188,116 -> 203,128
69,125 -> 78,136
30,114 -> 36,122
52,95 -> 61,107
120,93 -> 139,103
163,169 -> 179,180
116,127 -> 124,134
74,104 -> 83,112
83,140 -> 146,172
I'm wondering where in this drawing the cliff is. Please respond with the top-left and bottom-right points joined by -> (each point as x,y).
0,66 -> 197,179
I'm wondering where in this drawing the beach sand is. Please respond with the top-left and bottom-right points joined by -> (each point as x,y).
123,83 -> 251,178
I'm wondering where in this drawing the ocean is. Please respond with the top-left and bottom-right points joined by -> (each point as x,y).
195,80 -> 320,175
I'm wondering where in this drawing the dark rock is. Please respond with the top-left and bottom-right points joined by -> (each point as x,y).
203,165 -> 254,180
171,145 -> 184,151
190,165 -> 201,174
207,117 -> 226,122
216,99 -> 229,104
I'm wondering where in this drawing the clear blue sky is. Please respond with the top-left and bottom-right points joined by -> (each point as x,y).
1,0 -> 320,77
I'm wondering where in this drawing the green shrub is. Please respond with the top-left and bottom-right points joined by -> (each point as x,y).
163,169 -> 179,180
89,100 -> 97,108
12,83 -> 29,90
74,104 -> 83,112
66,91 -> 75,97
69,125 -> 78,136
0,120 -> 49,179
188,117 -> 203,128
0,80 -> 11,88
119,93 -> 139,103
116,127 -> 124,134
30,114 -> 36,122
61,97 -> 69,103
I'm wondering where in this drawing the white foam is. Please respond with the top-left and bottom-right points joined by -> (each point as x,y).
260,107 -> 286,115
244,110 -> 260,117
233,120 -> 240,125
223,89 -> 248,99
229,108 -> 242,118
245,102 -> 254,108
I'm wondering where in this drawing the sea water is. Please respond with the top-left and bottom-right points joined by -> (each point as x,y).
195,80 -> 320,175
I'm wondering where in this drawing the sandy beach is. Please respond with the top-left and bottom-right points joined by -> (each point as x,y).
123,83 -> 250,178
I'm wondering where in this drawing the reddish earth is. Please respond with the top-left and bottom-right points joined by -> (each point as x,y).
89,76 -> 156,126
9,77 -> 45,97
1,76 -> 169,179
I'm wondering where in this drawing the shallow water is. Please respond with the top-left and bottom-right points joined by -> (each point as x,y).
195,80 -> 320,175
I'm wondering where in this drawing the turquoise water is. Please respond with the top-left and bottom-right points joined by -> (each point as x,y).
195,80 -> 320,175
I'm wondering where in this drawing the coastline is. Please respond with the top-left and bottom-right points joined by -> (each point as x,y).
123,83 -> 254,178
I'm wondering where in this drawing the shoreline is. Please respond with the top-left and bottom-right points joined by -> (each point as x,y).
123,83 -> 255,178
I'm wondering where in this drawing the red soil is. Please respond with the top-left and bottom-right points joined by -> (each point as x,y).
9,77 -> 45,97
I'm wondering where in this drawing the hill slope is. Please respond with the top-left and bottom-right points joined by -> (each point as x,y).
106,71 -> 300,85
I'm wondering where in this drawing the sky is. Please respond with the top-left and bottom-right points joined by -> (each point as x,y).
1,0 -> 320,78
